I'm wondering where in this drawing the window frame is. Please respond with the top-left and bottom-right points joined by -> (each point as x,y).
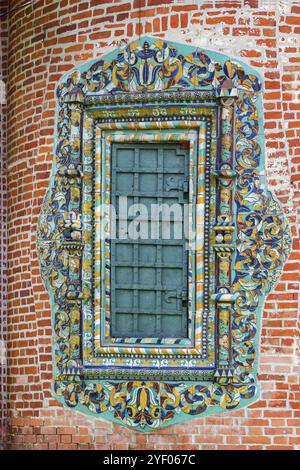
81,103 -> 218,380
37,38 -> 291,430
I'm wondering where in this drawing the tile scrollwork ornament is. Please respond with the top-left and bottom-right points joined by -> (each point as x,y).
37,37 -> 291,430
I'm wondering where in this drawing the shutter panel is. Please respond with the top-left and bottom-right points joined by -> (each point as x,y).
111,143 -> 189,338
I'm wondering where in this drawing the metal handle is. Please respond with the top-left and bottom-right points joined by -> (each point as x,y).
164,289 -> 188,305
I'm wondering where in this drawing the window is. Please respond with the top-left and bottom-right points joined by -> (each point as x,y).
82,110 -> 215,380
110,143 -> 189,339
37,38 -> 291,430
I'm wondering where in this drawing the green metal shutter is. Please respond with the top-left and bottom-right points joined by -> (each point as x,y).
111,143 -> 189,338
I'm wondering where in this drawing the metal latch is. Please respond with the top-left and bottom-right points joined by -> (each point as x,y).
164,289 -> 188,306
183,178 -> 189,194
165,176 -> 189,194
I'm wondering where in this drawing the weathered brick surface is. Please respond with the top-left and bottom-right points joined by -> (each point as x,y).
2,0 -> 300,450
0,0 -> 8,450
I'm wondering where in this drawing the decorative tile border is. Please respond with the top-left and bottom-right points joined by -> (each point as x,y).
95,129 -> 203,349
37,38 -> 291,430
82,122 -> 216,377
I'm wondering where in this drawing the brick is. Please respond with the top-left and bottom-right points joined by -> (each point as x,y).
207,16 -> 235,25
1,0 -> 299,453
254,17 -> 276,26
170,15 -> 179,29
285,16 -> 300,26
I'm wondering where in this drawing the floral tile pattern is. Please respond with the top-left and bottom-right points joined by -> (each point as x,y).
37,38 -> 291,430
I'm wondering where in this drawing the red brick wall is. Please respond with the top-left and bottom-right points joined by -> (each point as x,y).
5,0 -> 300,450
0,0 -> 8,450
